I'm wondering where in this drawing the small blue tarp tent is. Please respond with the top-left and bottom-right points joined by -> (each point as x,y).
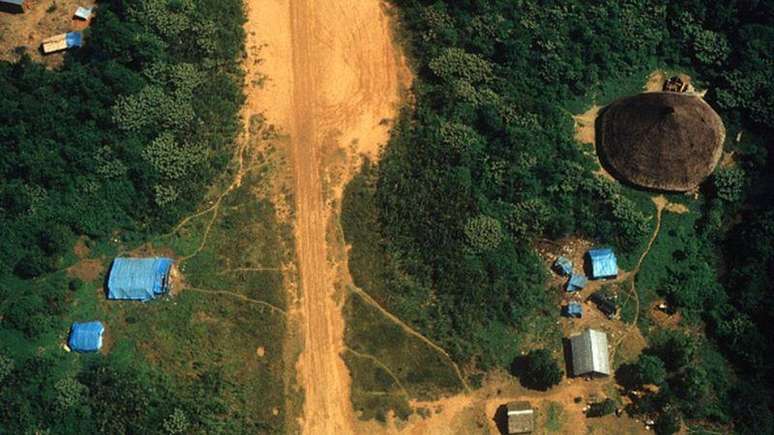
567,274 -> 588,292
107,257 -> 173,301
65,32 -> 83,48
565,302 -> 583,318
553,256 -> 573,276
588,248 -> 618,279
68,321 -> 104,352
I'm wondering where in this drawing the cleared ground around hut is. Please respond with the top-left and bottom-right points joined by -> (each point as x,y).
245,0 -> 407,432
0,0 -> 95,66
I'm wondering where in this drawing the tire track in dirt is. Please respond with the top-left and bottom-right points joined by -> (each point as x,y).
245,0 -> 405,433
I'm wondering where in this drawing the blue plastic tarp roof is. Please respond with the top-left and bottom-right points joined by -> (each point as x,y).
66,32 -> 83,48
68,321 -> 104,352
588,248 -> 618,279
567,274 -> 588,292
554,256 -> 573,276
567,302 -> 583,316
107,257 -> 173,301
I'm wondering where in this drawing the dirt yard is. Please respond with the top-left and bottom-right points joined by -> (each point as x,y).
0,0 -> 95,67
244,0 -> 407,433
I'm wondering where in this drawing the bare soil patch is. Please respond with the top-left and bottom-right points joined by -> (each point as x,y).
67,258 -> 103,282
73,236 -> 90,258
0,0 -> 95,67
643,70 -> 667,92
573,105 -> 615,182
245,0 -> 408,433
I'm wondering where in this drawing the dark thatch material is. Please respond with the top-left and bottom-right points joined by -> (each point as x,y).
597,92 -> 725,191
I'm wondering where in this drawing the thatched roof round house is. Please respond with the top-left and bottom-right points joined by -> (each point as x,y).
598,92 -> 725,191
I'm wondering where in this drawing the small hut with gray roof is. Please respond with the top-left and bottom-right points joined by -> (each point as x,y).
507,401 -> 534,434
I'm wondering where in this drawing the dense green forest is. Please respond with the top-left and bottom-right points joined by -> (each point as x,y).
343,0 -> 773,433
0,0 -> 248,432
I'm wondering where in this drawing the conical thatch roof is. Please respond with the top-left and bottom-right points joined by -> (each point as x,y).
598,92 -> 725,191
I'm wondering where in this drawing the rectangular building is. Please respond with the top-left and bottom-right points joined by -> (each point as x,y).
570,328 -> 610,377
507,401 -> 534,434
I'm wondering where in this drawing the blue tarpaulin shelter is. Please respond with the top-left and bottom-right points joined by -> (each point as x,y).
565,302 -> 583,318
553,256 -> 573,276
66,32 -> 83,48
107,257 -> 174,301
588,248 -> 618,279
567,274 -> 588,292
68,321 -> 104,352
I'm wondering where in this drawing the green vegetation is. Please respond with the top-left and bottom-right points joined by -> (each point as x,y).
543,401 -> 565,433
343,289 -> 465,420
587,399 -> 617,418
341,0 -> 774,432
513,348 -> 563,391
0,0 -> 300,432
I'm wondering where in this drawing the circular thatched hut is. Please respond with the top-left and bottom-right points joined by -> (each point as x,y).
597,92 -> 725,191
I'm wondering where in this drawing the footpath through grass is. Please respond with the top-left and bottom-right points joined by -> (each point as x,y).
64,136 -> 300,433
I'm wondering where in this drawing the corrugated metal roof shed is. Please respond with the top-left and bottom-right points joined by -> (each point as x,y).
68,321 -> 104,352
507,401 -> 534,434
1,0 -> 25,6
588,248 -> 618,279
570,328 -> 610,377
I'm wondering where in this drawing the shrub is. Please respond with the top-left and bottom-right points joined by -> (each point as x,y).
586,398 -> 617,417
516,349 -> 563,391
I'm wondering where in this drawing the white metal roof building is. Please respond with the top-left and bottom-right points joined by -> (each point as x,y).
570,328 -> 610,377
507,401 -> 534,434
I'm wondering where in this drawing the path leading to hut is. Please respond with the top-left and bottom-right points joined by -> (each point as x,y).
244,0 -> 405,433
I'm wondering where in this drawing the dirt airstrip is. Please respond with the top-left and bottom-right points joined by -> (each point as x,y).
244,0 -> 407,433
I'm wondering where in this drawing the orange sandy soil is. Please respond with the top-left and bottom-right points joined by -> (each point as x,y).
0,0 -> 95,67
244,0 -> 408,433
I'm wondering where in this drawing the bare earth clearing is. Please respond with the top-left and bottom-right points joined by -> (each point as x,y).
0,0 -> 95,66
245,0 -> 406,433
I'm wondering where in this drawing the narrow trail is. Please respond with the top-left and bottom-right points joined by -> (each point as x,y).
245,0 -> 405,433
344,347 -> 410,398
349,285 -> 471,393
611,196 -> 667,359
187,287 -> 287,317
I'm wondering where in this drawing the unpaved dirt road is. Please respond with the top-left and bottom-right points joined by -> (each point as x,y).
244,0 -> 405,433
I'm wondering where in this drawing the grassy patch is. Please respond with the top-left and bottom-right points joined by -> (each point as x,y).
58,149 -> 299,432
341,162 -> 469,420
344,292 -> 464,420
635,205 -> 701,335
542,401 -> 566,433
